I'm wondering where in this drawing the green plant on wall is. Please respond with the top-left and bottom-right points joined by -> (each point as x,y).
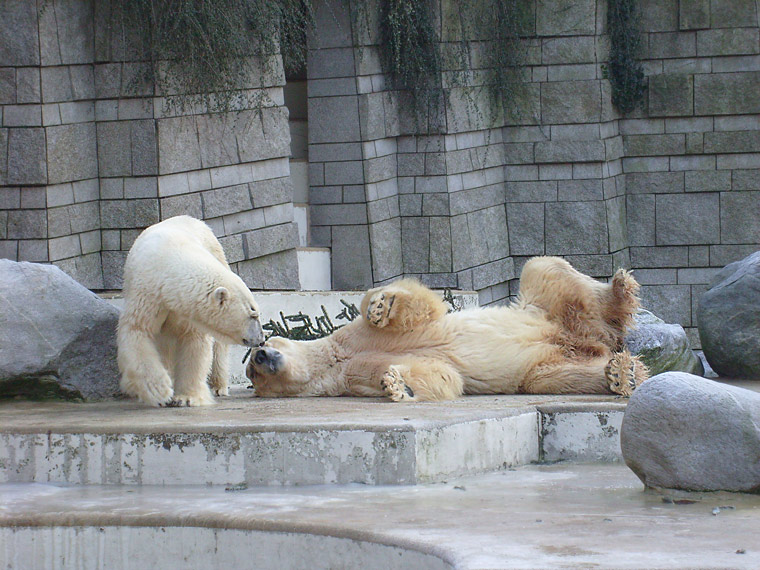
607,0 -> 646,113
104,0 -> 315,112
370,0 -> 529,132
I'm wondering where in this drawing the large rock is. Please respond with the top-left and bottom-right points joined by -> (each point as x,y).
625,310 -> 703,376
0,260 -> 120,400
698,250 -> 760,379
621,372 -> 760,493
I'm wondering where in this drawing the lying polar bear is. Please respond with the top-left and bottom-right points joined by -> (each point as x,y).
247,256 -> 649,401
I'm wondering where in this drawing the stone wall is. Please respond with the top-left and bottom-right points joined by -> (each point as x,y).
308,0 -> 760,344
0,0 -> 300,290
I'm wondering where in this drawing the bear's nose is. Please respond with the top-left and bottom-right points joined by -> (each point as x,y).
254,349 -> 267,365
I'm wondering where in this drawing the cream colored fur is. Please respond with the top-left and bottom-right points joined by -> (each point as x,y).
118,216 -> 264,407
247,256 -> 648,401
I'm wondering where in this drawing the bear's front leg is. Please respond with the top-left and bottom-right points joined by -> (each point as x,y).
117,325 -> 175,407
361,279 -> 448,332
208,340 -> 230,396
381,358 -> 464,402
170,333 -> 215,406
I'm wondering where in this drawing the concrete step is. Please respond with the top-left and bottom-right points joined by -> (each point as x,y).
0,392 -> 626,487
3,463 -> 760,569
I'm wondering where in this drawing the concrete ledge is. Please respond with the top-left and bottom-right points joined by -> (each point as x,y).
1,392 -> 625,486
3,464 -> 760,569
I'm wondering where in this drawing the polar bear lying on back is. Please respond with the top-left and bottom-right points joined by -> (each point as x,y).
247,256 -> 648,401
118,216 -> 264,407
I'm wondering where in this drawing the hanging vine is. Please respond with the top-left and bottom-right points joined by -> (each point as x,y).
102,0 -> 315,112
607,0 -> 646,113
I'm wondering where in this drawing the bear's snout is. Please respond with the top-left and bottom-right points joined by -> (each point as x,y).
251,346 -> 283,374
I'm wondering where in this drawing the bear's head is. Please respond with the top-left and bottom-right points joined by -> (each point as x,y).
206,282 -> 264,348
245,336 -> 315,397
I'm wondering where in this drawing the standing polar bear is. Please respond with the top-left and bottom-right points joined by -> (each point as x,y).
247,256 -> 649,401
118,216 -> 264,407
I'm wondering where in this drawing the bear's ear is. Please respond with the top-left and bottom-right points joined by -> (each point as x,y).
213,287 -> 229,305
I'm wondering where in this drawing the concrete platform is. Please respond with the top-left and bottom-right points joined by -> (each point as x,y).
2,463 -> 759,569
1,390 -> 626,486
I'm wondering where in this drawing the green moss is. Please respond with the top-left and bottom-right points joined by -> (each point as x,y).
607,0 -> 646,113
0,374 -> 84,402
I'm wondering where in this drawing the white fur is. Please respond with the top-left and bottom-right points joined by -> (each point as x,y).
117,216 -> 263,407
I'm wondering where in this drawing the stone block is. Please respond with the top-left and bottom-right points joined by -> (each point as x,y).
472,257 -> 514,290
69,201 -> 99,234
201,184 -> 252,219
545,201 -> 608,255
311,204 -> 368,226
17,239 -> 48,262
398,154 -> 425,177
101,230 -> 119,251
20,187 -> 46,209
0,69 -> 15,104
49,234 -> 81,261
720,192 -> 760,244
649,32 -> 696,59
0,0 -> 40,66
695,72 -> 760,115
507,202 -> 545,256
3,104 -> 41,127
684,170 -> 730,193
242,223 -> 298,260
542,36 -> 595,64
0,240 -> 18,259
79,230 -> 101,255
401,217 -> 430,273
250,177 -> 293,209
100,199 -> 159,229
506,180 -> 557,202
450,185 -> 505,216
156,116 -> 202,174
655,193 -> 719,245
540,80 -> 601,124
711,0 -> 757,27
539,164 -> 573,180
47,123 -> 98,184
639,0 -> 679,32
47,206 -> 71,238
7,210 -> 46,240
536,0 -> 595,36
640,284 -> 692,325
558,179 -> 603,201
670,155 -> 715,171
324,161 -> 364,186
308,142 -> 363,163
97,121 -> 131,177
697,29 -> 759,57
422,193 -> 450,217
160,193 -> 203,220
535,140 -> 605,163
648,74 -> 694,117
624,134 -> 685,156
626,194 -> 656,247
606,196 -> 627,252
679,0 -> 710,30
308,47 -> 356,79
131,120 -> 158,176
704,130 -> 760,154
7,127 -> 46,185
733,168 -> 760,191
399,194 -> 422,216
429,217 -> 452,273
632,268 -> 678,285
330,225 -> 373,289
364,154 -> 396,183
625,171 -> 684,194
237,249 -> 300,290
309,96 -> 360,144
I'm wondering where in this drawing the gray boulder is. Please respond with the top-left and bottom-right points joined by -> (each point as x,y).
698,250 -> 760,379
0,260 -> 120,400
625,310 -> 703,376
621,372 -> 760,493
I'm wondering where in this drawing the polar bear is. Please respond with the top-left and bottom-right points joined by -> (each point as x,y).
246,256 -> 648,401
118,216 -> 264,407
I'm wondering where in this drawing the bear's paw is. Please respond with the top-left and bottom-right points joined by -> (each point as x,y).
381,365 -> 416,402
605,350 -> 648,396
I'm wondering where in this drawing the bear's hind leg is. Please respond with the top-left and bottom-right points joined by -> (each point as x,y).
361,279 -> 448,332
117,326 -> 174,407
170,333 -> 215,406
381,358 -> 464,402
208,340 -> 230,396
